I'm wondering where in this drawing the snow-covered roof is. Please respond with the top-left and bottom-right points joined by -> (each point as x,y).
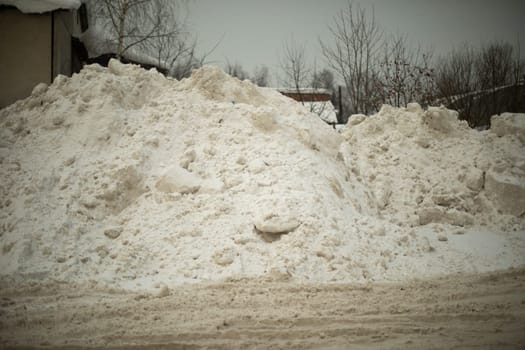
303,101 -> 338,124
0,0 -> 80,13
277,87 -> 332,95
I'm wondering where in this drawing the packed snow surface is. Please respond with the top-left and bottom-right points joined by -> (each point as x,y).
0,0 -> 81,13
0,60 -> 524,290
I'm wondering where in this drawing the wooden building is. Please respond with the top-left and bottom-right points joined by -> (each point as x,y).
0,1 -> 87,108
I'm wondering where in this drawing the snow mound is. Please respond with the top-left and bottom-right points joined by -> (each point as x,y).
0,61 -> 524,290
180,65 -> 267,106
340,103 -> 525,227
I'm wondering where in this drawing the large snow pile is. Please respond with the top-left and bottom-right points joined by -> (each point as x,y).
0,60 -> 524,290
341,105 -> 525,227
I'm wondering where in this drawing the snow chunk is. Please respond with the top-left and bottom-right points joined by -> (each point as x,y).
155,165 -> 201,194
485,171 -> 525,216
254,198 -> 301,236
254,213 -> 300,235
491,113 -> 525,143
424,106 -> 460,133
347,114 -> 366,126
464,167 -> 484,193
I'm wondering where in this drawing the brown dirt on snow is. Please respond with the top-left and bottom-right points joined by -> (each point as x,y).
1,269 -> 525,349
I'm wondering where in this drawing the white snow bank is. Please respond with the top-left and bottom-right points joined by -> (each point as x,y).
0,0 -> 80,13
340,103 -> 525,225
0,62 -> 523,291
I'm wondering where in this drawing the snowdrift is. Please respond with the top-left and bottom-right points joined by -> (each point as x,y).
0,60 -> 524,290
341,104 -> 525,226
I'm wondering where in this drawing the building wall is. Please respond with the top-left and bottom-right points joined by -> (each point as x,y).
53,10 -> 74,78
0,8 -> 52,108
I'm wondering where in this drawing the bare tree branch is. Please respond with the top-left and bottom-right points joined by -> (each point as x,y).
320,1 -> 382,114
436,40 -> 524,127
279,37 -> 310,104
87,0 -> 205,78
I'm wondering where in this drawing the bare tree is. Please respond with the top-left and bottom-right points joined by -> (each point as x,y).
142,1 -> 203,78
510,37 -> 525,112
225,62 -> 270,86
279,42 -> 339,123
279,37 -> 310,103
311,68 -> 335,92
436,45 -> 483,125
87,0 -> 201,78
252,65 -> 270,87
477,41 -> 514,118
311,67 -> 338,114
89,0 -> 172,59
436,40 -> 525,127
320,1 -> 383,114
378,34 -> 436,107
225,61 -> 249,80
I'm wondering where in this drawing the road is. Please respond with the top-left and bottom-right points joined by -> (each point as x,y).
1,269 -> 524,349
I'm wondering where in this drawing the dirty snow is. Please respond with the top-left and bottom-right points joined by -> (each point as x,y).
0,60 -> 524,291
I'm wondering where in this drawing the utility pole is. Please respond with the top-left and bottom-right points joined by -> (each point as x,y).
337,85 -> 343,124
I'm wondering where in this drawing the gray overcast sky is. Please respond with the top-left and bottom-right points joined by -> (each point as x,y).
187,0 -> 525,84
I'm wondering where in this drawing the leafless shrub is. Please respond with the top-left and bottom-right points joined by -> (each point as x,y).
87,0 -> 204,78
320,1 -> 383,115
436,41 -> 524,127
377,34 -> 436,108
